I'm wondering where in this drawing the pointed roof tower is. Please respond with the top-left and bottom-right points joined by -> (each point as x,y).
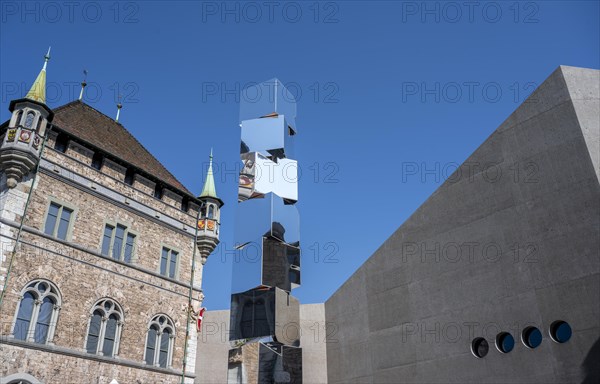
25,47 -> 51,104
199,149 -> 223,205
10,48 -> 54,119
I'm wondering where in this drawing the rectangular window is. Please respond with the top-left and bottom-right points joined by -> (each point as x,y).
44,202 -> 73,240
124,233 -> 135,263
159,247 -> 178,278
112,225 -> 125,261
101,225 -> 114,256
101,223 -> 135,263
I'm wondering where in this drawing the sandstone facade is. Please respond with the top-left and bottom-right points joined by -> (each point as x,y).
1,102 -> 207,384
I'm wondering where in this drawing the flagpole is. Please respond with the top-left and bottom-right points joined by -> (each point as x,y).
181,205 -> 202,384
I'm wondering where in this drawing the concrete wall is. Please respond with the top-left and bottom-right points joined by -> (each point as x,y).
196,303 -> 328,383
325,66 -> 600,383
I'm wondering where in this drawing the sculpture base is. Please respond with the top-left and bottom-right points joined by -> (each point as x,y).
227,342 -> 302,384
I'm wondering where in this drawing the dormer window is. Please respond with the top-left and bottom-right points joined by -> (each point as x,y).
54,133 -> 69,153
24,111 -> 35,128
91,152 -> 103,170
154,185 -> 163,200
124,168 -> 135,185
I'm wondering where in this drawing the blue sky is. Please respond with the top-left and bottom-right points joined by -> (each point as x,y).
1,1 -> 599,310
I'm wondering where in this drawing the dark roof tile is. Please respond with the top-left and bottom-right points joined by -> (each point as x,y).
51,101 -> 192,195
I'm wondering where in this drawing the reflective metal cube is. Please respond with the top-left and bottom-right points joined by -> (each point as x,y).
235,193 -> 299,246
238,152 -> 298,203
241,116 -> 296,160
239,78 -> 297,131
229,287 -> 300,346
232,237 -> 301,292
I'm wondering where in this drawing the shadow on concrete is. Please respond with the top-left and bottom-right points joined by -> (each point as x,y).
582,336 -> 600,384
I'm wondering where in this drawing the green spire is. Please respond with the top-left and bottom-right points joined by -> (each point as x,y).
199,149 -> 218,199
25,47 -> 51,104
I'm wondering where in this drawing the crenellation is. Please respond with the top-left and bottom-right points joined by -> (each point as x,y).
162,188 -> 184,208
102,158 -> 126,182
133,173 -> 156,196
66,140 -> 93,165
188,201 -> 200,218
46,130 -> 57,148
42,147 -> 197,226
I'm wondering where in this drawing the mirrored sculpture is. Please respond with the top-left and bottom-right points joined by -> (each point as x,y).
228,79 -> 303,383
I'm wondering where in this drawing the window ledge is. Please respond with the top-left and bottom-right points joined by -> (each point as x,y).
0,336 -> 195,378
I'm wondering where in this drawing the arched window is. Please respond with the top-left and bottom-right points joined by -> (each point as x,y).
208,204 -> 215,219
12,279 -> 61,344
36,115 -> 44,132
3,372 -> 43,384
24,111 -> 35,128
14,110 -> 23,127
85,298 -> 124,357
144,314 -> 175,368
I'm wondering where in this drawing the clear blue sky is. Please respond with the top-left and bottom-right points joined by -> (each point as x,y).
2,1 -> 598,310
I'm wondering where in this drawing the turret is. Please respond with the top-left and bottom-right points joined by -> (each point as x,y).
1,48 -> 54,188
196,150 -> 223,265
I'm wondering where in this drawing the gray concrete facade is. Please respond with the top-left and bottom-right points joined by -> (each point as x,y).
325,66 -> 600,383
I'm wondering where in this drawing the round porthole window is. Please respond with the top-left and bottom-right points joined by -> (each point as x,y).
550,320 -> 572,343
522,326 -> 543,349
496,332 -> 515,353
471,337 -> 489,358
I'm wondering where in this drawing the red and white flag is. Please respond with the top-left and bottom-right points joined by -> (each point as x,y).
197,307 -> 206,332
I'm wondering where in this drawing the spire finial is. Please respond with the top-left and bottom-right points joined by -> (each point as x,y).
115,94 -> 123,122
79,69 -> 88,101
42,47 -> 51,71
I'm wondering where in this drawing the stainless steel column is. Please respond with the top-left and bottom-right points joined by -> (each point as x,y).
228,79 -> 302,383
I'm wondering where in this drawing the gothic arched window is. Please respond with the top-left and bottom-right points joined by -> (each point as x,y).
208,204 -> 214,219
14,110 -> 23,127
85,298 -> 124,357
144,314 -> 175,368
24,111 -> 35,128
12,279 -> 61,344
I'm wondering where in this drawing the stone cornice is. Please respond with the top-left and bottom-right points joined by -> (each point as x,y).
0,337 -> 196,379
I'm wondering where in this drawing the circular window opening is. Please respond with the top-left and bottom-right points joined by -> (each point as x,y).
549,320 -> 572,343
496,332 -> 515,353
471,337 -> 489,358
522,326 -> 542,349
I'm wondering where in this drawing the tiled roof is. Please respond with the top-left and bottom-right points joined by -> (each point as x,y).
51,101 -> 192,195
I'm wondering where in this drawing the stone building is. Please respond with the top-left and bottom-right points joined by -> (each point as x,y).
0,52 -> 222,384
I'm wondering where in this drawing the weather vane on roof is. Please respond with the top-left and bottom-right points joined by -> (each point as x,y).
115,94 -> 123,123
79,69 -> 88,101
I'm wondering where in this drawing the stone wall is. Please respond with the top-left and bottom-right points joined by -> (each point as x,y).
2,344 -> 184,384
0,131 -> 203,383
